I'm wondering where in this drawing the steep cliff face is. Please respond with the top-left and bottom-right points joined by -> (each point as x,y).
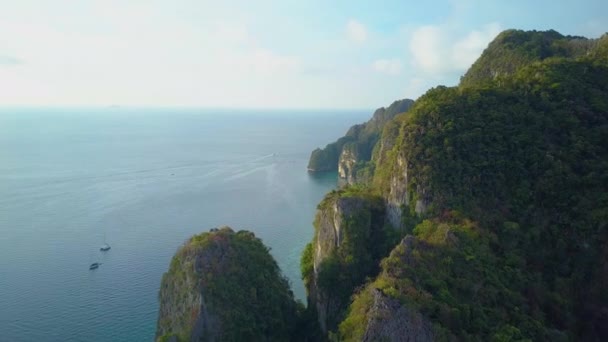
309,195 -> 362,333
156,227 -> 298,342
307,99 -> 414,175
339,224 -> 469,341
361,288 -> 434,342
302,188 -> 391,334
337,143 -> 358,184
385,154 -> 409,228
376,150 -> 430,230
156,241 -> 218,341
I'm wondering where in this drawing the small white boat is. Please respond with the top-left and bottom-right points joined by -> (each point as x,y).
100,233 -> 111,251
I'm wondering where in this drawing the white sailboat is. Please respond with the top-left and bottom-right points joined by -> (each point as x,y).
100,233 -> 111,251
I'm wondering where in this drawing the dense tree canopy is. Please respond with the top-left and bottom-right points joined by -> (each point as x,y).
337,32 -> 608,341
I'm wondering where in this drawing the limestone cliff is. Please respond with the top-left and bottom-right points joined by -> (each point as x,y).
373,144 -> 430,230
361,288 -> 434,342
156,227 -> 298,342
305,28 -> 608,341
337,143 -> 358,184
385,153 -> 409,228
307,99 -> 414,177
338,233 -> 449,341
302,188 -> 389,334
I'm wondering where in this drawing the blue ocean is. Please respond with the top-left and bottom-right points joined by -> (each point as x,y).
0,108 -> 370,341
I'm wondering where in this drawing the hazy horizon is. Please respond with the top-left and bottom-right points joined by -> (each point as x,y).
1,0 -> 607,109
0,105 -> 379,111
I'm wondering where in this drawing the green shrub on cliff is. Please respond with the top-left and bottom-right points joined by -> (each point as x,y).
300,242 -> 314,288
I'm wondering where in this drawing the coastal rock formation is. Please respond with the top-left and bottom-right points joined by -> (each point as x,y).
156,29 -> 608,342
337,143 -> 358,184
313,29 -> 608,341
156,227 -> 298,342
307,99 -> 414,180
385,154 -> 409,228
301,188 -> 389,333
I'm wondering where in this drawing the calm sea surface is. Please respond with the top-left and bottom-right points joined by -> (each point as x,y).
0,108 -> 370,342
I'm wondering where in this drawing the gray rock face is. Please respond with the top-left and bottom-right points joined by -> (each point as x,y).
385,154 -> 430,229
362,288 -> 435,342
338,144 -> 359,185
156,227 -> 297,342
386,154 -> 409,228
308,99 -> 414,175
156,236 -> 222,342
310,196 -> 368,333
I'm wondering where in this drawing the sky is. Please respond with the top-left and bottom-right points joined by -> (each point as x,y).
0,0 -> 607,109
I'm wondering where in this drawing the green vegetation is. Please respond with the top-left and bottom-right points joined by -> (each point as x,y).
341,214 -> 544,341
337,30 -> 608,341
307,99 -> 414,174
461,29 -> 601,87
308,139 -> 349,172
303,186 -> 404,333
300,242 -> 314,288
157,227 -> 300,342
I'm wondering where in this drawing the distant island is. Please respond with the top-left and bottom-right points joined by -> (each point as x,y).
156,29 -> 608,341
307,99 -> 414,184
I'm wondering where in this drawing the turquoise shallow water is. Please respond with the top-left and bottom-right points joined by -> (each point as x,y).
0,108 -> 369,342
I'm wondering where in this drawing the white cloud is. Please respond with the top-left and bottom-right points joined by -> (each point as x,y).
403,77 -> 425,97
452,23 -> 502,70
0,2 -> 506,109
0,6 -> 301,107
581,19 -> 608,38
248,48 -> 300,74
409,26 -> 444,73
409,22 -> 501,74
372,59 -> 402,75
346,19 -> 368,43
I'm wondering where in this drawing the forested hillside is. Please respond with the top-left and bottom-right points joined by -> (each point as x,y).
304,29 -> 608,341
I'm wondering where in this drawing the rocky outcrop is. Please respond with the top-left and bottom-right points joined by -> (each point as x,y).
362,288 -> 434,342
156,227 -> 298,342
307,99 -> 414,175
305,190 -> 387,334
309,196 -> 363,333
156,234 -> 219,342
338,235 -> 439,342
386,154 -> 409,228
338,143 -> 358,184
385,153 -> 430,229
